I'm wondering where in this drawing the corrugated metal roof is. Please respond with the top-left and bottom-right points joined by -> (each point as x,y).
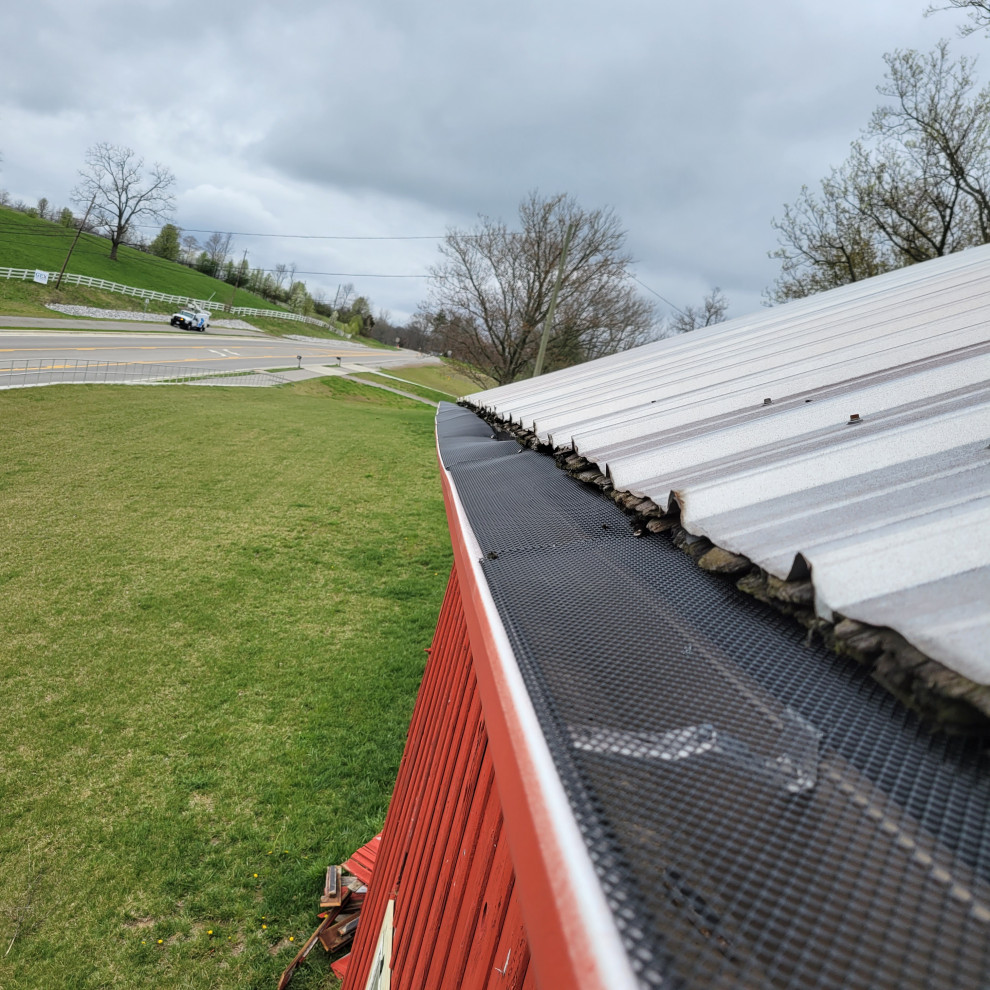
466,246 -> 990,685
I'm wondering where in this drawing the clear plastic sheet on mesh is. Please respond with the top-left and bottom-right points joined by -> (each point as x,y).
438,403 -> 990,990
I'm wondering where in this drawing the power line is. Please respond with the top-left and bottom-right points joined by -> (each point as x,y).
132,225 -> 444,240
630,274 -> 687,316
0,216 -> 682,301
288,271 -> 430,278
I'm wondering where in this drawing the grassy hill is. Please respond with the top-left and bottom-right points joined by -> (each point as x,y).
0,206 -> 284,316
0,207 -> 398,345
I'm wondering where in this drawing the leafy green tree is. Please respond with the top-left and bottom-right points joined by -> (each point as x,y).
59,207 -> 74,227
288,280 -> 312,314
150,223 -> 181,261
195,251 -> 215,276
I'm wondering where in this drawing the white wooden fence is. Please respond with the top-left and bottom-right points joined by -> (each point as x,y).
0,267 -> 333,329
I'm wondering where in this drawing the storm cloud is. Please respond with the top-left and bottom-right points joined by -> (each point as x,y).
0,0 -> 978,321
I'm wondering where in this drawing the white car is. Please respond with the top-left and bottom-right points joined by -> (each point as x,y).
170,308 -> 209,331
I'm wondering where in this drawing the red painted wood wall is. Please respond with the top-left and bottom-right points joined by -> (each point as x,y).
343,565 -> 535,990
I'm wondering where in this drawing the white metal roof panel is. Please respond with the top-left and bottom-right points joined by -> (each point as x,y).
466,246 -> 990,684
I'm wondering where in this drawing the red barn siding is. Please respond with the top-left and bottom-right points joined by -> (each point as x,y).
344,567 -> 530,990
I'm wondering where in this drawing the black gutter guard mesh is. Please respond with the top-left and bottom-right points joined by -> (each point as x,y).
437,403 -> 990,990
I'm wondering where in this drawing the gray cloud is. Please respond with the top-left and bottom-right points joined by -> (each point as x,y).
0,0 -> 979,322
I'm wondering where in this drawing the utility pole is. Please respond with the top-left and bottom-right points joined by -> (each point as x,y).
228,248 -> 248,311
55,192 -> 97,290
532,221 -> 577,378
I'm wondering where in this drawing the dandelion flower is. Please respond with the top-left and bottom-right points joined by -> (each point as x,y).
157,939 -> 163,944
289,936 -> 294,942
253,873 -> 258,878
262,924 -> 267,930
208,930 -> 213,935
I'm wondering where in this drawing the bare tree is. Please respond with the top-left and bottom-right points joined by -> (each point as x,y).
769,42 -> 990,301
926,0 -> 990,34
770,171 -> 897,301
427,192 -> 657,385
333,282 -> 355,311
180,233 -> 200,265
203,231 -> 233,273
72,143 -> 175,260
872,43 -> 990,241
666,288 -> 730,335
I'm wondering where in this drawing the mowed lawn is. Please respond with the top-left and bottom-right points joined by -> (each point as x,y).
350,361 -> 490,404
0,379 -> 451,989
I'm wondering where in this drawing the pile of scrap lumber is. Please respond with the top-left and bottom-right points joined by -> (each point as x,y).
276,833 -> 381,989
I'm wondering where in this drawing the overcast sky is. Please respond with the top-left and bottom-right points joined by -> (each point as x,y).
1,0 -> 984,324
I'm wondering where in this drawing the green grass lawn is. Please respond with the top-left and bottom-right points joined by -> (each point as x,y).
0,378 -> 450,989
351,361 -> 492,401
348,372 -> 450,404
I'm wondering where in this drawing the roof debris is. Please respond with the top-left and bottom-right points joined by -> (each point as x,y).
275,834 -> 379,990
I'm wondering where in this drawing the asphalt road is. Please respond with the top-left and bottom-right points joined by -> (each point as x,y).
0,325 -> 439,379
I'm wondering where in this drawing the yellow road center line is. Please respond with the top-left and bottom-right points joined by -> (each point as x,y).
0,346 -> 377,356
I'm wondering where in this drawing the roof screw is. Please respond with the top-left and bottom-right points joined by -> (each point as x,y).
848,413 -> 861,424
763,397 -> 773,405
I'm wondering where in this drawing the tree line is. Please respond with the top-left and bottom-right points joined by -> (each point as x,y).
148,225 -> 321,313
